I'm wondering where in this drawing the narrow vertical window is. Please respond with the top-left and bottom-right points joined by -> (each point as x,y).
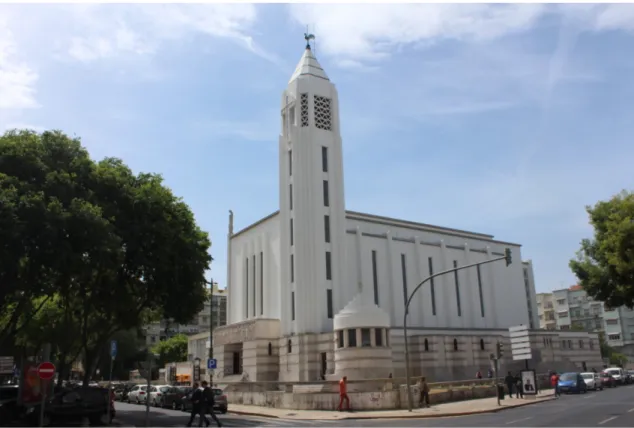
326,289 -> 333,319
288,149 -> 292,176
428,257 -> 436,316
291,291 -> 295,321
253,255 -> 256,317
322,146 -> 328,172
453,260 -> 462,317
290,254 -> 294,283
324,215 -> 331,243
476,265 -> 485,318
325,251 -> 332,280
245,258 -> 249,317
323,180 -> 330,207
401,254 -> 408,315
289,184 -> 293,210
260,251 -> 264,315
372,250 -> 379,306
290,219 -> 294,246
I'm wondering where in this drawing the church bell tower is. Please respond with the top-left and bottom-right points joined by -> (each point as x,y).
279,35 -> 347,336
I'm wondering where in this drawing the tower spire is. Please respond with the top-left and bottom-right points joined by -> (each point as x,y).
304,32 -> 315,50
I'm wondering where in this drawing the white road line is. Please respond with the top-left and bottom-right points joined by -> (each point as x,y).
583,394 -> 594,399
505,417 -> 533,425
628,407 -> 634,413
598,416 -> 618,425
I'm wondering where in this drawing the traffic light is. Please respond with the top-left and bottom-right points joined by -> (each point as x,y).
496,341 -> 504,359
504,248 -> 512,266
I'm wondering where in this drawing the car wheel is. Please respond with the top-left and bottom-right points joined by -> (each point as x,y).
172,401 -> 177,410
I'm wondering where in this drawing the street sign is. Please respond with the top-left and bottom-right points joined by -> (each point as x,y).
37,362 -> 56,380
0,356 -> 14,374
110,340 -> 118,359
509,325 -> 532,361
207,358 -> 217,370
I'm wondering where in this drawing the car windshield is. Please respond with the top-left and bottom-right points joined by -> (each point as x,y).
178,387 -> 192,393
560,373 -> 577,381
160,386 -> 170,393
581,374 -> 593,379
606,369 -> 620,375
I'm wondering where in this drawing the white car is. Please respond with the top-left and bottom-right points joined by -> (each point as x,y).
605,367 -> 624,384
149,385 -> 172,407
127,385 -> 149,404
581,372 -> 603,390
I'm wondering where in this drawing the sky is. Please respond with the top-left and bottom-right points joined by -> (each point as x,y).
1,2 -> 633,294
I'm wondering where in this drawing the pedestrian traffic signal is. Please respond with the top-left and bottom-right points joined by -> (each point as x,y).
504,248 -> 512,266
496,341 -> 504,359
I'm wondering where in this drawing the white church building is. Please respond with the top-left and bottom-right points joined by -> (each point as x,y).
211,41 -> 601,383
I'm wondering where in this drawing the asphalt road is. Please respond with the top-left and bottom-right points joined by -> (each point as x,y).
113,384 -> 634,427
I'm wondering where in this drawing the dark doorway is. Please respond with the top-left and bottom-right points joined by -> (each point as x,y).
232,351 -> 242,375
321,352 -> 327,378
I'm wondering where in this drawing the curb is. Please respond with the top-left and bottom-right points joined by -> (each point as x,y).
227,396 -> 557,421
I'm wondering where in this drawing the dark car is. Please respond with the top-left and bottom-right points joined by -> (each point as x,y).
161,386 -> 192,410
25,386 -> 115,426
557,372 -> 587,394
180,388 -> 227,414
0,385 -> 20,426
599,371 -> 617,388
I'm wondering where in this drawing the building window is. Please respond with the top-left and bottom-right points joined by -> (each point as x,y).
557,299 -> 566,305
608,334 -> 621,341
480,338 -> 485,351
401,254 -> 409,315
424,338 -> 429,352
291,291 -> 295,321
287,339 -> 292,353
245,258 -> 249,317
428,257 -> 436,316
314,95 -> 332,131
289,106 -> 295,126
268,342 -> 272,356
322,146 -> 328,172
361,329 -> 371,347
300,93 -> 309,127
372,250 -> 379,305
290,254 -> 294,283
260,251 -> 264,315
288,149 -> 292,176
348,329 -> 357,347
253,255 -> 256,317
375,329 -> 383,347
606,319 -> 618,325
579,340 -> 584,349
290,219 -> 294,246
325,251 -> 332,280
453,338 -> 458,351
324,215 -> 330,243
338,331 -> 344,348
476,265 -> 485,317
453,260 -> 462,317
326,289 -> 333,319
289,184 -> 293,210
323,180 -> 329,207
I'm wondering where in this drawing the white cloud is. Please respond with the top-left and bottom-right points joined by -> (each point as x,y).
0,17 -> 39,110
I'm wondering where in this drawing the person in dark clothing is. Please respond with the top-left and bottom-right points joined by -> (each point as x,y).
504,372 -> 515,398
201,381 -> 222,427
514,373 -> 523,398
186,383 -> 204,427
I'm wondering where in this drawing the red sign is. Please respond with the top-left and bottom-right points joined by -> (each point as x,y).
37,362 -> 56,380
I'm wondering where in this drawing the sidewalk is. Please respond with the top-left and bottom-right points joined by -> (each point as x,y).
228,390 -> 556,420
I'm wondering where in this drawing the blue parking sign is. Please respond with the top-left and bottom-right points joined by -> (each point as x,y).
207,358 -> 217,370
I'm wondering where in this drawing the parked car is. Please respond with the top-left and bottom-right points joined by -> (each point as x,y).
604,367 -> 625,384
149,385 -> 172,407
581,372 -> 603,391
160,386 -> 192,410
127,384 -> 149,404
599,371 -> 617,388
0,385 -> 20,426
180,388 -> 227,414
557,372 -> 588,394
25,386 -> 115,426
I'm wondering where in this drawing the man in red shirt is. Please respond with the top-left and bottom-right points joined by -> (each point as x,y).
550,372 -> 560,398
337,376 -> 350,411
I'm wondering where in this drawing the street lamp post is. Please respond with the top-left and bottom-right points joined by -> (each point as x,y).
193,357 -> 201,384
403,249 -> 512,412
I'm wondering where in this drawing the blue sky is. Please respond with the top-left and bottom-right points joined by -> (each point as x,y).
2,3 -> 634,294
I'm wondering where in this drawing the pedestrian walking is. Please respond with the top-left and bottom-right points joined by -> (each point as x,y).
550,372 -> 560,398
337,376 -> 350,411
186,383 -> 204,427
514,373 -> 523,398
417,377 -> 430,408
201,381 -> 222,427
504,372 -> 515,398
476,370 -> 482,379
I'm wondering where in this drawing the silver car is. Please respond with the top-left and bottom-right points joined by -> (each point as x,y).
581,372 -> 603,390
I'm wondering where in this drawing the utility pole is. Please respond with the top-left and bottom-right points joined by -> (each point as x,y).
209,278 -> 214,385
403,249 -> 512,412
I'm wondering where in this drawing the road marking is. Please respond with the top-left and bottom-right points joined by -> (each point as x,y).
505,417 -> 533,425
584,394 -> 594,399
598,416 -> 618,425
628,407 -> 634,413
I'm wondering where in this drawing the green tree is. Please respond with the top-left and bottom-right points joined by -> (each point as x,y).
569,190 -> 634,308
151,334 -> 189,366
609,352 -> 628,368
0,129 -> 212,384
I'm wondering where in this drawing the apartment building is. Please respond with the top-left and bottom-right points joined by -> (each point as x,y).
537,285 -> 634,358
141,283 -> 227,346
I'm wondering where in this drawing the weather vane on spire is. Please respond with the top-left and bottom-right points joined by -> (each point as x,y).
304,32 -> 315,49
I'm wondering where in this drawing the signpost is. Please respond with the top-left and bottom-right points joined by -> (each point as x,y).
37,362 -> 55,427
510,325 -> 532,364
107,340 -> 117,425
207,358 -> 217,370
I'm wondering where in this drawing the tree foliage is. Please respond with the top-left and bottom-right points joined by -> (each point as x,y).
569,190 -> 634,309
151,334 -> 189,367
0,129 -> 212,382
